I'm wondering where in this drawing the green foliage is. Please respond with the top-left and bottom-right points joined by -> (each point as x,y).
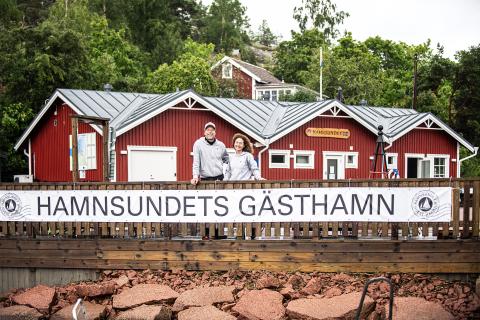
202,0 -> 250,54
145,53 -> 218,96
217,79 -> 238,98
280,89 -> 318,102
254,20 -> 278,47
293,0 -> 348,42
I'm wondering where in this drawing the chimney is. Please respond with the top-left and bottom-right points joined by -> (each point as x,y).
360,99 -> 368,106
336,87 -> 343,102
104,83 -> 113,92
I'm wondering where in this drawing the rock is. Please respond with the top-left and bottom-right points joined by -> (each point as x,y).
115,304 -> 172,320
50,301 -> 106,320
172,286 -> 235,312
280,284 -> 296,298
332,273 -> 354,283
12,285 -> 56,314
113,284 -> 179,310
387,297 -> 454,320
256,275 -> 281,289
115,275 -> 130,288
324,287 -> 342,298
286,292 -> 374,320
302,278 -> 323,295
178,305 -> 236,320
287,274 -> 304,289
0,305 -> 43,320
75,282 -> 115,297
232,289 -> 285,320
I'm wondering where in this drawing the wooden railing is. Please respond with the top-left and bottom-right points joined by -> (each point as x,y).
0,178 -> 479,240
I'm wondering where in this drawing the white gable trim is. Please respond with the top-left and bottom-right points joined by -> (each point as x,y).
390,113 -> 475,153
115,91 -> 267,145
211,56 -> 262,82
14,91 -> 103,151
268,100 -> 382,144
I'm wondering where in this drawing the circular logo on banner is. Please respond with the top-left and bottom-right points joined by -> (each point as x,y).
0,193 -> 22,219
411,190 -> 439,219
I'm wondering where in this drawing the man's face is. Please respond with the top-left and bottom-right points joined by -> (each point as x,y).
204,127 -> 216,140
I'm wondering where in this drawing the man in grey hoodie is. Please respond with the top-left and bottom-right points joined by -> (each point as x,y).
191,122 -> 229,185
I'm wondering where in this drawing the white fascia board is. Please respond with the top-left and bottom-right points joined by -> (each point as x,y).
211,56 -> 262,82
268,100 -> 383,145
14,91 -> 102,151
390,113 -> 475,153
115,91 -> 267,146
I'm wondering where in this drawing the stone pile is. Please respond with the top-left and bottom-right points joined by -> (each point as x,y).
0,270 -> 478,319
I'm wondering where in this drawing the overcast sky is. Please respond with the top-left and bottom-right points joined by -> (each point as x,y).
202,0 -> 480,59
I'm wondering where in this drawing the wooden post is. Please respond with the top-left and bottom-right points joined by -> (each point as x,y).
102,120 -> 110,182
71,117 -> 79,182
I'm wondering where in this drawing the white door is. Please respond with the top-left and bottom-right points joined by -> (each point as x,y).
128,146 -> 177,181
323,154 -> 345,179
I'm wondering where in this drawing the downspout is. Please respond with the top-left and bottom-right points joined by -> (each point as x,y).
23,139 -> 32,176
109,127 -> 117,182
257,138 -> 270,177
459,146 -> 479,177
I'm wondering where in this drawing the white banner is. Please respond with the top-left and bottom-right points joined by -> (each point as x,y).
0,188 -> 452,223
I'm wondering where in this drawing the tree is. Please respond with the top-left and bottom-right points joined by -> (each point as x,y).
202,0 -> 250,54
452,45 -> 480,148
280,89 -> 317,102
274,29 -> 324,85
293,0 -> 348,43
145,40 -> 218,96
255,20 -> 278,47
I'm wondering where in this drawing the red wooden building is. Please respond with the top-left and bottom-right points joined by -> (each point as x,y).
14,89 -> 476,182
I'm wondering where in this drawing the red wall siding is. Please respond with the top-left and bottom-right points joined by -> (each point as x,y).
388,129 -> 458,178
30,103 -> 104,182
259,117 -> 459,180
212,64 -> 253,99
232,65 -> 253,99
261,117 -> 377,180
115,106 -> 255,181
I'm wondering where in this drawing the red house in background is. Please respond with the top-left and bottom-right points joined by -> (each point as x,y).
14,88 -> 476,182
211,56 -> 319,101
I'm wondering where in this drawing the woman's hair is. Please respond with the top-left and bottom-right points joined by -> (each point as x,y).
232,133 -> 253,153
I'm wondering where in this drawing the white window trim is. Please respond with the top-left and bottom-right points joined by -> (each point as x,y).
222,63 -> 232,79
127,146 -> 178,182
293,150 -> 315,169
386,153 -> 398,170
404,153 -> 450,178
322,151 -> 346,179
344,152 -> 359,169
269,149 -> 290,169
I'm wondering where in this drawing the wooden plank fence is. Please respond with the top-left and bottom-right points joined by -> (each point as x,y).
0,178 -> 478,240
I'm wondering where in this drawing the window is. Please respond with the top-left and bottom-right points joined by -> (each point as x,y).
263,91 -> 270,101
222,63 -> 232,78
386,153 -> 398,169
69,132 -> 97,170
293,150 -> 315,169
433,157 -> 446,177
257,91 -> 263,100
286,90 -> 291,95
344,152 -> 358,168
269,150 -> 290,168
272,90 -> 278,101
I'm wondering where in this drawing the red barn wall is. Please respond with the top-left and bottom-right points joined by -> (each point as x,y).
212,64 -> 253,99
114,105 -> 256,182
30,102 -> 104,182
259,116 -> 458,180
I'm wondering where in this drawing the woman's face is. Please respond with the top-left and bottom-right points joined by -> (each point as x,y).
234,137 -> 245,152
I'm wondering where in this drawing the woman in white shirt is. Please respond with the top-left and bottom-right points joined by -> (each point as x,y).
225,133 -> 263,181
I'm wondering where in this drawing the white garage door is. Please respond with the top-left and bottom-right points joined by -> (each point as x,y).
128,146 -> 177,182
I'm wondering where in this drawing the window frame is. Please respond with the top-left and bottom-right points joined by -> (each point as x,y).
268,149 -> 290,169
222,63 -> 232,79
293,150 -> 315,169
344,152 -> 359,169
386,153 -> 398,170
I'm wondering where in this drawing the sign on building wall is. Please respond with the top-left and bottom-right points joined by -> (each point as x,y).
0,188 -> 451,223
305,128 -> 350,139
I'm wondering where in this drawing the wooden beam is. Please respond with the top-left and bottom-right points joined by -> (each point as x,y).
71,117 -> 79,182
